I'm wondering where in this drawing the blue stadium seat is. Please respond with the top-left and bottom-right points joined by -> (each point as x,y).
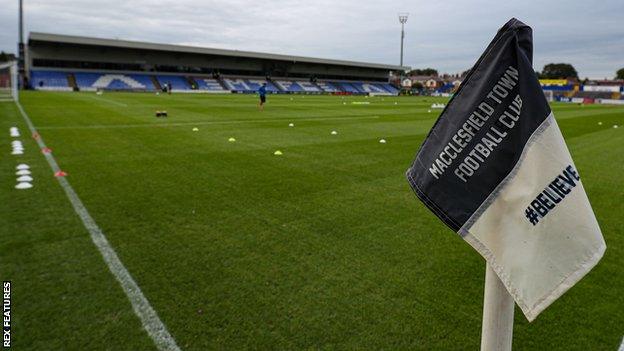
337,82 -> 361,93
275,80 -> 304,92
31,71 -> 70,90
74,72 -> 154,91
195,78 -> 228,91
294,80 -> 321,92
380,83 -> 399,94
351,82 -> 390,94
156,75 -> 190,91
73,72 -> 103,90
245,79 -> 279,92
316,81 -> 340,92
129,75 -> 156,91
223,78 -> 278,92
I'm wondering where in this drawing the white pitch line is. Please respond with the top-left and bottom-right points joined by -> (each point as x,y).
35,115 -> 381,130
15,102 -> 180,351
91,95 -> 129,107
619,336 -> 624,351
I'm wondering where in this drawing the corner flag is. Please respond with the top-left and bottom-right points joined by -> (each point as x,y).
405,18 -> 605,321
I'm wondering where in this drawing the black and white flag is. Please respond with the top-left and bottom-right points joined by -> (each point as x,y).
405,18 -> 606,321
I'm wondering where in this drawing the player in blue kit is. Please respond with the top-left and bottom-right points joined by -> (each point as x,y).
258,83 -> 267,111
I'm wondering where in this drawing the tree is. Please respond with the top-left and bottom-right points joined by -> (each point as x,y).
0,51 -> 16,63
408,68 -> 438,76
616,68 -> 624,80
540,63 -> 578,79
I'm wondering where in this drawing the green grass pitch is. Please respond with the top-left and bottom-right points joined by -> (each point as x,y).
1,91 -> 623,350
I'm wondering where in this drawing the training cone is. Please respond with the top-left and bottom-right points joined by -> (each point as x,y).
17,175 -> 33,182
331,131 -> 338,135
379,139 -> 387,144
228,137 -> 236,142
15,182 -> 33,190
16,164 -> 29,170
614,125 -> 619,129
598,122 -> 602,125
192,127 -> 199,131
274,150 -> 283,156
288,123 -> 294,127
16,170 -> 31,176
54,171 -> 67,177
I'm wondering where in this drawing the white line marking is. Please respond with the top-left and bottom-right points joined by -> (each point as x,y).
36,115 -> 381,130
15,101 -> 180,351
619,336 -> 624,351
91,95 -> 128,107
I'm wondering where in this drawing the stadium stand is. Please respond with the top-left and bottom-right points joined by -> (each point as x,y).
156,75 -> 190,91
380,83 -> 399,94
73,72 -> 102,91
275,80 -> 323,93
27,70 -> 401,95
335,82 -> 360,93
31,70 -> 71,91
351,82 -> 394,94
128,74 -> 157,91
316,81 -> 340,92
74,72 -> 155,91
222,77 -> 279,93
194,77 -> 228,92
274,80 -> 323,93
27,33 -> 408,95
274,80 -> 303,92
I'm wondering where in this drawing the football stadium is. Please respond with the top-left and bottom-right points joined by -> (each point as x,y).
1,2 -> 623,350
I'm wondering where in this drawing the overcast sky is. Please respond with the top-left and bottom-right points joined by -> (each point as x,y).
0,0 -> 622,78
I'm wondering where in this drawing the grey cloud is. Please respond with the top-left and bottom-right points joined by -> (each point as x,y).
0,0 -> 622,78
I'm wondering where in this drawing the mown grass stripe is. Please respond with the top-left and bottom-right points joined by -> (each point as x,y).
35,115 -> 381,130
15,101 -> 181,351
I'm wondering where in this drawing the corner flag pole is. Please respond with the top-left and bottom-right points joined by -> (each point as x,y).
480,264 -> 514,351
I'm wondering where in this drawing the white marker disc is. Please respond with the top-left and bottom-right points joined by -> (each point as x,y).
17,175 -> 33,182
15,182 -> 33,189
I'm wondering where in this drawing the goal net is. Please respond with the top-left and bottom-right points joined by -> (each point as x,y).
0,61 -> 18,102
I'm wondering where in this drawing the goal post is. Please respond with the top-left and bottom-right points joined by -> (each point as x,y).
0,61 -> 19,102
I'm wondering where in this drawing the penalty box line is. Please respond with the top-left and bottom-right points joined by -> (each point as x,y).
15,101 -> 181,351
